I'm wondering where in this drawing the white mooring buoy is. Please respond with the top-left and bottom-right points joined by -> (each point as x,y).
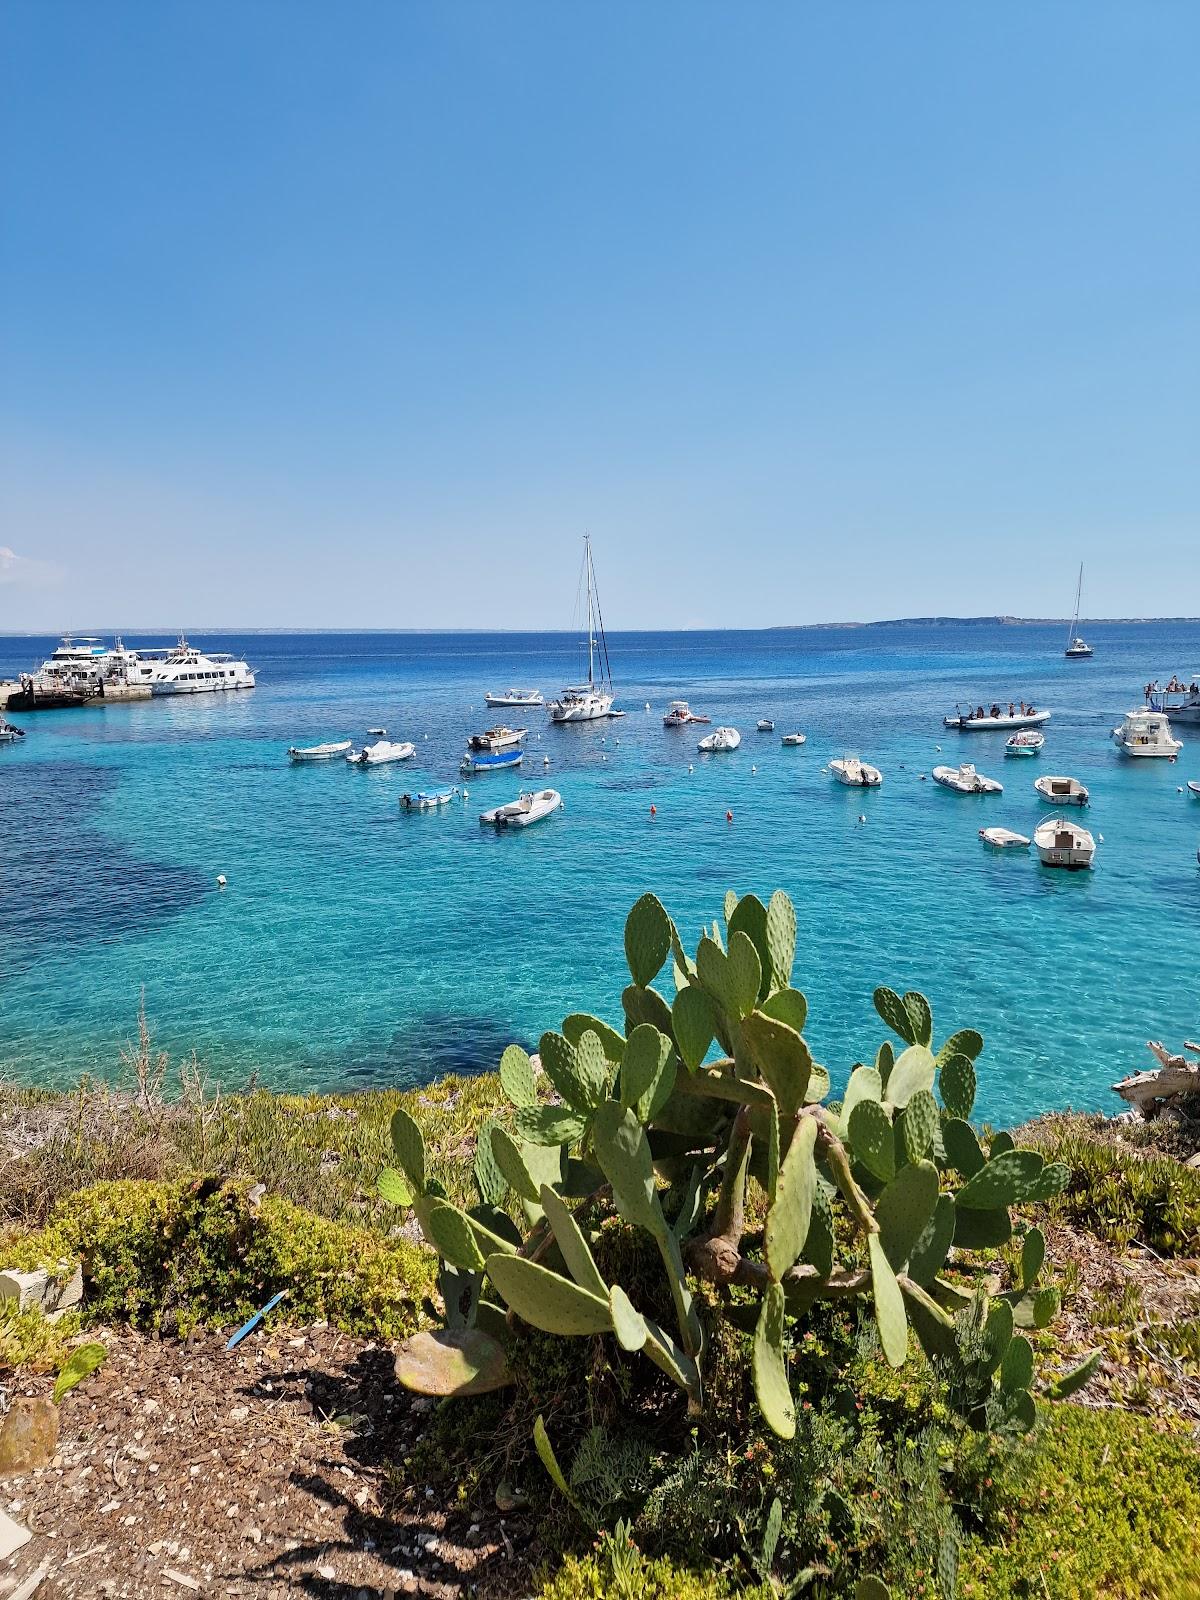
217,874 -> 227,888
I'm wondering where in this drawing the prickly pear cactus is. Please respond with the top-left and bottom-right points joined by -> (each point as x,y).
382,888 -> 1084,1463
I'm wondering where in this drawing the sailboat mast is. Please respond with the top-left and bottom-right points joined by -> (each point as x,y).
585,535 -> 595,688
1068,563 -> 1083,646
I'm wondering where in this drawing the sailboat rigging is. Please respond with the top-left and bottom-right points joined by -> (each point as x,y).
548,536 -> 617,722
1064,564 -> 1094,658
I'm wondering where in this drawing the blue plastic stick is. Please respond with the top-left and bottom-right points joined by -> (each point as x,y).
225,1289 -> 289,1350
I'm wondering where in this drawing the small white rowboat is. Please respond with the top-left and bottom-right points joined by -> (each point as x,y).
288,739 -> 352,761
781,732 -> 806,746
400,787 -> 460,811
980,827 -> 1031,849
347,740 -> 416,766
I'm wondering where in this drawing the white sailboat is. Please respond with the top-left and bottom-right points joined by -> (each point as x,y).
548,536 -> 615,723
1064,565 -> 1093,658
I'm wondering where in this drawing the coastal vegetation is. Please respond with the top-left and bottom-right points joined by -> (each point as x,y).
1,898 -> 1198,1596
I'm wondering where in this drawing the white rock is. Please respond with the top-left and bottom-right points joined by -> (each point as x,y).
0,1506 -> 32,1559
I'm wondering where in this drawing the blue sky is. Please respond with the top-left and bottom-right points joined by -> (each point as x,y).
1,2 -> 1197,630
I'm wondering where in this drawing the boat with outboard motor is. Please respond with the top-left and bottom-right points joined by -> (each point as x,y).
932,763 -> 1003,794
347,740 -> 415,766
461,747 -> 524,775
548,536 -> 616,723
1005,730 -> 1045,757
663,701 -> 710,727
1034,817 -> 1096,870
1035,774 -> 1089,806
0,715 -> 25,743
698,727 -> 741,752
830,757 -> 882,788
288,739 -> 352,761
467,726 -> 527,752
757,719 -> 775,733
1111,708 -> 1182,759
400,787 -> 461,811
945,704 -> 1050,731
479,788 -> 563,829
781,732 -> 806,746
484,689 -> 543,709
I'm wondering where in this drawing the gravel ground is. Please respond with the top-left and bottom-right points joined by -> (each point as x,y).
0,1326 -> 537,1598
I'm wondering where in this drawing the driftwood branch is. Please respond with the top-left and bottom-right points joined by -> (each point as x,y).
1112,1041 -> 1200,1114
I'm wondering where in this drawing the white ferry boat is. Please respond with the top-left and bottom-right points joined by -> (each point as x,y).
1111,708 -> 1182,759
548,536 -> 616,723
134,638 -> 256,696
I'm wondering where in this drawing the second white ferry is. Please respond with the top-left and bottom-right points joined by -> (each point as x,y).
111,637 -> 256,696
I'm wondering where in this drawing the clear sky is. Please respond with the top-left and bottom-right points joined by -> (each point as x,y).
1,2 -> 1197,631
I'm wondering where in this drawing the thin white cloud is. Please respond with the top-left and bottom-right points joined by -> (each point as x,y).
0,546 -> 63,588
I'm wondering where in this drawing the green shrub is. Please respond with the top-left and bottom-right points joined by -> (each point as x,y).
1025,1117 -> 1200,1254
537,1532 -> 760,1599
959,1404 -> 1200,1598
7,1178 -> 433,1338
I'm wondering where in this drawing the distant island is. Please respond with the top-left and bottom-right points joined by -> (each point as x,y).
774,615 -> 1200,631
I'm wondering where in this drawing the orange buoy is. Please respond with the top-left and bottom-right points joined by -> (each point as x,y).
725,809 -> 733,823
650,804 -> 657,816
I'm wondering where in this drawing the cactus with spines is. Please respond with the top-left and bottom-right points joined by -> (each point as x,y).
382,888 -> 1091,1457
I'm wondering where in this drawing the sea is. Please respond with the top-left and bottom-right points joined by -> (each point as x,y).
1,623 -> 1197,1126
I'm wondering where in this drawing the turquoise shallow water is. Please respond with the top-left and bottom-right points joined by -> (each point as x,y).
1,623 -> 1197,1124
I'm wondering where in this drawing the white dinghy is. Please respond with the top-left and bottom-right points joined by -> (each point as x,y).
781,732 -> 806,747
1005,730 -> 1045,757
288,739 -> 352,761
830,757 -> 882,788
979,827 -> 1031,849
399,787 -> 460,811
484,689 -> 543,709
479,788 -> 563,829
756,719 -> 775,732
944,706 -> 1051,731
1188,780 -> 1200,798
1034,817 -> 1096,870
698,727 -> 741,752
932,763 -> 1003,794
1035,774 -> 1089,807
347,740 -> 416,766
0,717 -> 25,744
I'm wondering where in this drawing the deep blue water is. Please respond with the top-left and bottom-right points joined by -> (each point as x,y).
1,624 -> 1197,1123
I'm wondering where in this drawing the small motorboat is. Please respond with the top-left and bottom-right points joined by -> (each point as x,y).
1005,730 -> 1045,757
980,827 -> 1031,849
367,727 -> 387,736
663,700 -> 710,727
0,717 -> 25,744
933,763 -> 1002,794
461,747 -> 524,775
467,725 -> 527,752
781,732 -> 806,747
288,739 -> 352,762
1188,780 -> 1200,798
830,757 -> 882,788
479,788 -> 563,829
347,740 -> 416,766
944,706 -> 1051,731
1034,817 -> 1096,870
400,787 -> 460,811
757,719 -> 775,733
1035,774 -> 1089,807
484,688 -> 544,709
1111,708 -> 1182,759
698,727 -> 741,752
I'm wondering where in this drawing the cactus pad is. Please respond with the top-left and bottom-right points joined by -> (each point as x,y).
390,1108 -> 426,1194
539,1184 -> 608,1298
938,1052 -> 977,1121
620,1023 -> 676,1121
671,983 -> 716,1072
752,1283 -> 796,1439
955,1149 -> 1047,1209
936,1028 -> 984,1066
883,1044 -> 936,1108
728,893 -> 772,998
562,1013 -> 626,1061
952,1203 -> 1012,1250
848,1098 -> 896,1182
900,1088 -> 939,1165
902,990 -> 933,1048
609,1285 -> 649,1352
869,1232 -> 908,1367
941,1117 -> 986,1178
841,1065 -> 883,1124
1000,1334 -> 1034,1393
765,890 -> 797,991
873,986 -> 918,1045
498,1044 -> 537,1109
393,1329 -> 513,1397
741,1012 -> 813,1114
486,1254 -> 613,1336
1021,1226 -> 1046,1288
473,1120 -> 508,1208
765,1116 -> 817,1278
624,892 -> 673,987
907,1192 -> 956,1285
876,1158 -> 939,1270
377,1167 -> 413,1207
761,985 -> 808,1034
513,1105 -> 587,1147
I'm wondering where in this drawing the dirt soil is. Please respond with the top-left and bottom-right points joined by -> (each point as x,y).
0,1326 -> 539,1598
